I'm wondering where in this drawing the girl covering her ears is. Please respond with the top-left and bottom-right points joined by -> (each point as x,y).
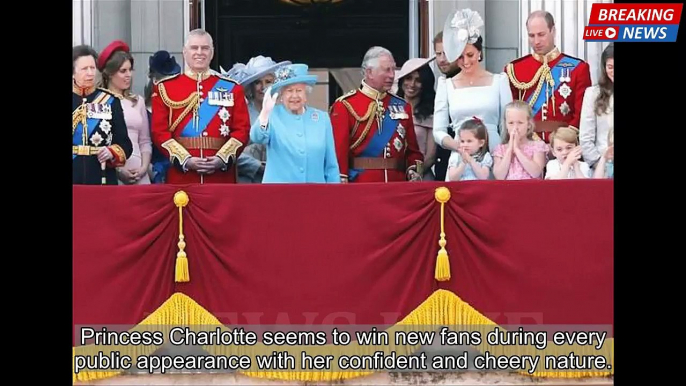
446,117 -> 492,181
493,101 -> 548,180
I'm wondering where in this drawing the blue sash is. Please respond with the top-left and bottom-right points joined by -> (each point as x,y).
348,97 -> 406,181
180,79 -> 235,137
72,92 -> 114,159
527,56 -> 580,117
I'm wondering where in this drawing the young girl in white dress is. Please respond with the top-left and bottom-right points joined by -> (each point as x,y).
446,117 -> 493,181
433,9 -> 513,155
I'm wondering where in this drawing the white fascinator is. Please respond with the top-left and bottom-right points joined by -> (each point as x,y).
443,8 -> 485,63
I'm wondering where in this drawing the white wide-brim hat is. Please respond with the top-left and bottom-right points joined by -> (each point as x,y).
443,8 -> 485,63
395,57 -> 435,81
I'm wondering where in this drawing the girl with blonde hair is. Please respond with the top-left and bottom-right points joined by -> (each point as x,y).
493,100 -> 548,180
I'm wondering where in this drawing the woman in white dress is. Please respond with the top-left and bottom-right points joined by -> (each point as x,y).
579,44 -> 613,170
433,9 -> 513,158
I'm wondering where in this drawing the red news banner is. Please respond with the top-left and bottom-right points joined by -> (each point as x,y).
583,3 -> 682,42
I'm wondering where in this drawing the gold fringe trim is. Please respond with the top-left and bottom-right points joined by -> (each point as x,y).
73,290 -> 613,383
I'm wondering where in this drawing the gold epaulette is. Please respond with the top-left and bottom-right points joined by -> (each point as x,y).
96,87 -> 114,95
335,89 -> 357,103
153,72 -> 181,86
341,99 -> 375,123
157,82 -> 198,110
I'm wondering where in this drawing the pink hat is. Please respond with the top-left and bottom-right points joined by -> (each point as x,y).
395,57 -> 435,80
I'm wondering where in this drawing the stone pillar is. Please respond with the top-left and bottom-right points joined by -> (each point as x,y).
91,0 -> 131,51
129,0 -> 185,97
519,0 -> 612,84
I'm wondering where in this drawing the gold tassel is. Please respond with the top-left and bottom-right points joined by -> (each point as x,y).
174,190 -> 190,282
434,187 -> 451,281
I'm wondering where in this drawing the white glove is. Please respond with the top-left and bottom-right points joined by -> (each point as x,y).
258,86 -> 278,126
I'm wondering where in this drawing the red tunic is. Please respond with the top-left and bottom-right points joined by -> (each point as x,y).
504,47 -> 592,142
151,70 -> 250,184
330,82 -> 424,183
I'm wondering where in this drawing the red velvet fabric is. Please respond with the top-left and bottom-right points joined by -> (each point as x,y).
73,180 -> 613,346
438,180 -> 613,329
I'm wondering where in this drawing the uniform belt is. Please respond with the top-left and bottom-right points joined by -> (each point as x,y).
176,137 -> 227,150
352,157 -> 405,170
72,145 -> 103,156
535,120 -> 567,132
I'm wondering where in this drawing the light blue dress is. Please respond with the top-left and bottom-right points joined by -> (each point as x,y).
433,73 -> 513,153
250,104 -> 340,183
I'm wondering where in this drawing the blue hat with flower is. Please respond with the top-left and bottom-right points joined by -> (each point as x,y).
270,64 -> 318,95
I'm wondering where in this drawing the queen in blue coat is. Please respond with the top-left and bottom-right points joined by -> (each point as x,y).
250,64 -> 340,183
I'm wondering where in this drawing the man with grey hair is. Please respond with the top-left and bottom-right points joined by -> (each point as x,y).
330,46 -> 423,183
150,28 -> 251,184
504,10 -> 591,143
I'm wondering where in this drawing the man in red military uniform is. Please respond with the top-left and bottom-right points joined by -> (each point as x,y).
151,29 -> 250,184
330,46 -> 423,183
504,11 -> 592,143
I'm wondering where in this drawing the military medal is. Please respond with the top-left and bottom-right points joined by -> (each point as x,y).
87,103 -> 112,120
560,101 -> 570,116
100,120 -> 112,145
218,107 -> 230,121
99,120 -> 111,134
210,88 -> 234,107
396,123 -> 406,138
393,137 -> 403,152
559,83 -> 572,99
90,132 -> 103,146
218,107 -> 230,137
389,105 -> 408,120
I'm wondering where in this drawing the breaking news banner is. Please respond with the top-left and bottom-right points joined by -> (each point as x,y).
583,3 -> 682,42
